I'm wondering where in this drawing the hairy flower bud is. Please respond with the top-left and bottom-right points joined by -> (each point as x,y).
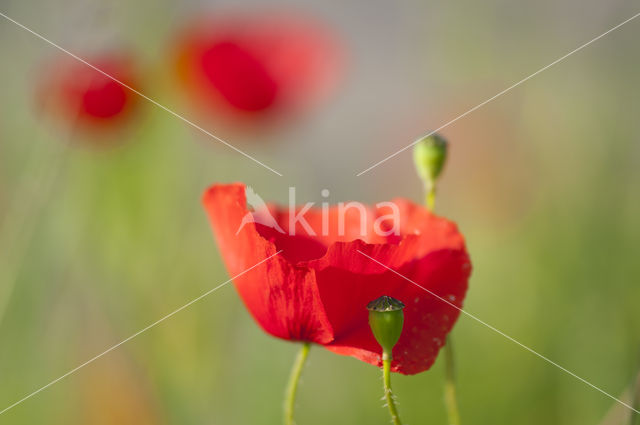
367,296 -> 405,360
413,133 -> 448,184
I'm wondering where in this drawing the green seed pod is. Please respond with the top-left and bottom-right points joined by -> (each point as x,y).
367,296 -> 405,360
413,133 -> 448,184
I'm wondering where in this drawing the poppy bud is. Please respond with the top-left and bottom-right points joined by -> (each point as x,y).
367,296 -> 405,360
413,133 -> 448,185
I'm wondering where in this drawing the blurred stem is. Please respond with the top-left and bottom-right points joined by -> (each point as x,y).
383,354 -> 403,425
424,183 -> 461,425
284,342 -> 310,425
0,134 -> 69,329
632,365 -> 640,425
444,337 -> 461,425
425,183 -> 436,211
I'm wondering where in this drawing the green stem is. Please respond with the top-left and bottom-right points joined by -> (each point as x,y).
444,336 -> 461,425
383,354 -> 403,425
631,364 -> 640,425
425,185 -> 462,425
0,132 -> 69,329
284,342 -> 311,425
425,184 -> 436,211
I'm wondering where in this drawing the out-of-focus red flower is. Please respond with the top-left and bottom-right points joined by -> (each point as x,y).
38,54 -> 139,132
174,13 -> 344,125
202,183 -> 471,375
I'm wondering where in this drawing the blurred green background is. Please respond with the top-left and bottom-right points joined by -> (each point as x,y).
1,0 -> 639,424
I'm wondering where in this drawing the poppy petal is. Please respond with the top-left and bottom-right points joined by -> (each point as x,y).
202,183 -> 471,374
314,241 -> 470,374
202,183 -> 334,344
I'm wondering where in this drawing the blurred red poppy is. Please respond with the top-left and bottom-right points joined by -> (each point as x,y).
202,183 -> 471,375
174,12 -> 344,126
38,54 -> 139,133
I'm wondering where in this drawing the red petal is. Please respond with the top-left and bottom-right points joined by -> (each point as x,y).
313,241 -> 470,374
202,183 -> 333,344
174,13 -> 343,121
297,200 -> 470,374
202,183 -> 471,374
38,54 -> 138,130
200,40 -> 278,111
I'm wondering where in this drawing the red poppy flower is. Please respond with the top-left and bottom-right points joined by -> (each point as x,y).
202,183 -> 471,375
38,54 -> 139,132
174,12 -> 344,125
